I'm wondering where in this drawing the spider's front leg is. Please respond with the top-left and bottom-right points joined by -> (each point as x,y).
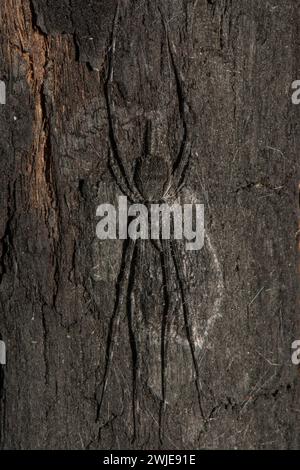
104,20 -> 143,204
162,25 -> 193,198
96,238 -> 136,424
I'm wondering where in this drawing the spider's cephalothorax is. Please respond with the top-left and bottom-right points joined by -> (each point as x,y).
133,121 -> 171,204
96,6 -> 205,444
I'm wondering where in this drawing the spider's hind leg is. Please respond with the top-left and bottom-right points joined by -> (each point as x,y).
157,239 -> 177,444
126,240 -> 144,443
170,239 -> 207,425
96,239 -> 136,425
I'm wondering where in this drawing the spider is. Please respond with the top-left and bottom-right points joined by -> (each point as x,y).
96,7 -> 206,443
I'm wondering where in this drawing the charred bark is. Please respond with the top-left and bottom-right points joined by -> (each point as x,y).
0,0 -> 299,450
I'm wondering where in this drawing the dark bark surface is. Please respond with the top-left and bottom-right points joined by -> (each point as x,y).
0,0 -> 299,449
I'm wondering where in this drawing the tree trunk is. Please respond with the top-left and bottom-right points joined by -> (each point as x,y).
0,0 -> 299,450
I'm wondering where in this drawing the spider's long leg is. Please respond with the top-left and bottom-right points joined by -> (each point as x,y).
104,2 -> 143,204
96,238 -> 136,423
108,152 -> 141,204
161,18 -> 192,193
170,239 -> 206,423
126,241 -> 141,443
158,239 -> 177,444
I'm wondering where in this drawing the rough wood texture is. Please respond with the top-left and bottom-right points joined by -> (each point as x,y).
0,0 -> 299,450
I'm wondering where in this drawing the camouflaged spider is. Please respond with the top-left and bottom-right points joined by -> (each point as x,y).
96,14 -> 206,442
